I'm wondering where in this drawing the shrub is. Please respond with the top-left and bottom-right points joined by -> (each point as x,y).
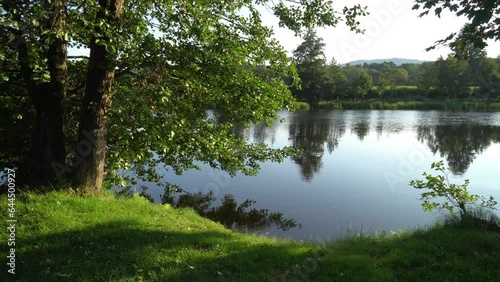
409,161 -> 497,217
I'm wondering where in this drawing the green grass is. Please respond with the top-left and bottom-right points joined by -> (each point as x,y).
2,191 -> 500,281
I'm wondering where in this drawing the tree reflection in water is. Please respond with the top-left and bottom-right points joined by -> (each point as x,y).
351,121 -> 369,141
288,112 -> 345,182
417,124 -> 500,174
287,112 -> 500,178
116,185 -> 301,232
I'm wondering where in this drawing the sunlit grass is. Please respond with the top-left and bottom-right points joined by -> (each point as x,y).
2,191 -> 499,281
317,99 -> 500,111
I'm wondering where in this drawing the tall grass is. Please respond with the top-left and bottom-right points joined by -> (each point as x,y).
317,100 -> 500,111
296,101 -> 311,110
440,207 -> 500,231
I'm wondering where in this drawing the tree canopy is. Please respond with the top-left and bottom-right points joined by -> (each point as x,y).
0,0 -> 367,193
413,0 -> 500,51
292,29 -> 337,104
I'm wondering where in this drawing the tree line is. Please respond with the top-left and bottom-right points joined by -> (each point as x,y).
292,30 -> 500,105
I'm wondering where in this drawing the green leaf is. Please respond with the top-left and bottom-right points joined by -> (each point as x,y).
42,72 -> 51,82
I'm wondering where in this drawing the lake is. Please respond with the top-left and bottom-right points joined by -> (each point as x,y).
134,110 -> 500,241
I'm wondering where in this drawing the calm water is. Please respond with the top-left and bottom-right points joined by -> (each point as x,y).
136,110 -> 500,241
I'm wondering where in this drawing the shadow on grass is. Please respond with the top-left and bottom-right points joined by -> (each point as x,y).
16,220 -> 310,281
12,218 -> 500,281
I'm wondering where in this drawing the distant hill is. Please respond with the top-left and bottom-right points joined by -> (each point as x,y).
343,58 -> 428,66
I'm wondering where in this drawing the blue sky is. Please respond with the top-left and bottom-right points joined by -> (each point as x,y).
261,0 -> 500,64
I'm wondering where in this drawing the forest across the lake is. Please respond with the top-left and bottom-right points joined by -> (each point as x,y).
290,30 -> 500,108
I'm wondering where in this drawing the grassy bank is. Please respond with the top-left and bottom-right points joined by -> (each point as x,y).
314,99 -> 500,111
2,191 -> 500,281
296,101 -> 311,110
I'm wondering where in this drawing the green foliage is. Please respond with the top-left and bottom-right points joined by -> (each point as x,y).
289,38 -> 500,104
327,59 -> 348,99
318,101 -> 344,110
273,1 -> 367,35
0,44 -> 32,169
343,65 -> 372,99
409,161 -> 497,216
413,0 -> 500,51
293,29 -> 327,64
379,68 -> 408,89
296,101 -> 311,110
430,56 -> 469,98
441,207 -> 500,231
292,30 -> 339,104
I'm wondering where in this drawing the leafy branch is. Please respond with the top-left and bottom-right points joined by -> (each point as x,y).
409,160 -> 497,216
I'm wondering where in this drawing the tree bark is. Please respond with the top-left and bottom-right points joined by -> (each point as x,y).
72,0 -> 124,194
15,1 -> 67,184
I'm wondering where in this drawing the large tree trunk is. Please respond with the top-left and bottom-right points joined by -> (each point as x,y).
16,1 -> 67,184
30,82 -> 66,183
72,0 -> 124,194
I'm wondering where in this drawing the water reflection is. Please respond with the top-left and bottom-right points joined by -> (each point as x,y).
417,124 -> 500,174
288,112 -> 345,181
243,111 -> 500,180
351,120 -> 370,141
116,185 -> 301,232
232,120 -> 280,146
287,112 -> 500,179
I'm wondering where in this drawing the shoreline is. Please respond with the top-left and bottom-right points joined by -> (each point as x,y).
296,99 -> 500,111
